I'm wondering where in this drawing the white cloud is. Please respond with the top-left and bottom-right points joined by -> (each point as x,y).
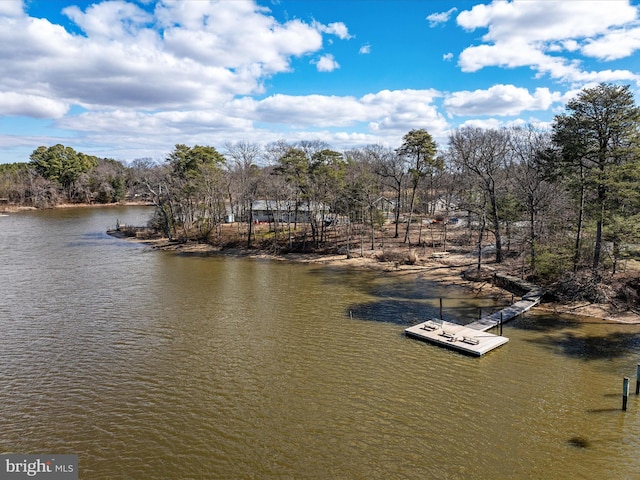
63,1 -> 152,40
233,89 -> 446,134
314,20 -> 353,40
0,0 -> 343,117
456,0 -> 640,85
426,8 -> 457,28
233,94 -> 363,127
582,27 -> 640,60
361,89 -> 448,138
444,84 -> 561,117
457,1 -> 636,43
315,54 -> 340,72
0,0 -> 23,17
59,108 -> 253,135
458,118 -> 505,130
454,116 -> 553,135
0,92 -> 69,118
3,0 -> 630,164
50,88 -> 450,157
158,1 -> 324,74
459,40 -> 545,72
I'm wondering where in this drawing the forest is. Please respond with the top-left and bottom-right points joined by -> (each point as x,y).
1,83 -> 639,307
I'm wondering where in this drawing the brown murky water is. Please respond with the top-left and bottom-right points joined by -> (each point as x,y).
1,207 -> 640,479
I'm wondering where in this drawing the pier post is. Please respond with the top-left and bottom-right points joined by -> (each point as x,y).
500,312 -> 503,336
636,365 -> 640,395
623,377 -> 630,411
439,298 -> 443,320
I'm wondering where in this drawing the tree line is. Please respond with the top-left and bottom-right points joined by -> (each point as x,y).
1,83 -> 639,286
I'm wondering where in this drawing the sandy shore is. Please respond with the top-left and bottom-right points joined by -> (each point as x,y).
113,233 -> 640,325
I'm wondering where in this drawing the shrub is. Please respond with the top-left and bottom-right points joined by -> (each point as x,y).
532,244 -> 573,283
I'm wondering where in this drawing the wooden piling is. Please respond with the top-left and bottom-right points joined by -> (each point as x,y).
623,377 -> 630,411
500,312 -> 503,336
439,298 -> 443,320
636,364 -> 640,395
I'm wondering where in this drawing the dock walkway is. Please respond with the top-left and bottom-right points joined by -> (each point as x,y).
466,289 -> 543,331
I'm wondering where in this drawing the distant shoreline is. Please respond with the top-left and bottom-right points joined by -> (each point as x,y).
5,202 -> 638,325
0,201 -> 153,213
106,229 -> 640,326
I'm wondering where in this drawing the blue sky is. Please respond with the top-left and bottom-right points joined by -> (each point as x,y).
0,0 -> 639,164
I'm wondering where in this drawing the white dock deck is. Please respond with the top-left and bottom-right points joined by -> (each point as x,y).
405,290 -> 542,355
405,320 -> 509,356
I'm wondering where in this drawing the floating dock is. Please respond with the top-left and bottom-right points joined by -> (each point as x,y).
405,320 -> 509,356
405,289 -> 543,356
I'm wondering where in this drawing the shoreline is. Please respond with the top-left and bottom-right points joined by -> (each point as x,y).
108,231 -> 640,325
0,201 -> 153,213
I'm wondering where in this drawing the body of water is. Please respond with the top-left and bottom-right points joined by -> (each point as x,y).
1,207 -> 640,479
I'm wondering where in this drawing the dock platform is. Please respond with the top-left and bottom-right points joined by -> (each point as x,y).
405,289 -> 543,355
405,320 -> 509,356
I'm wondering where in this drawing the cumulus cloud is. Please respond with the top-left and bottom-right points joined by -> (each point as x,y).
0,92 -> 69,118
54,88 -> 449,153
0,0 -> 355,118
41,89 -> 451,161
582,27 -> 640,60
4,0 -> 630,163
444,84 -> 561,117
0,0 -> 23,17
235,94 -> 363,127
314,20 -> 353,39
315,54 -> 340,72
456,0 -> 640,84
458,118 -> 505,130
426,7 -> 457,27
4,0 -> 447,160
63,1 -> 152,40
233,89 -> 446,132
457,1 -> 636,42
59,108 -> 253,135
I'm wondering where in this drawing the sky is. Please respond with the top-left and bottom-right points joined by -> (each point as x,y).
1,0 -> 639,164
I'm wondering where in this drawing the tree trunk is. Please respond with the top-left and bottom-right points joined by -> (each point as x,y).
592,183 -> 606,273
404,185 -> 417,243
477,214 -> 486,273
489,189 -> 503,263
246,200 -> 253,249
370,207 -> 375,250
442,222 -> 448,253
393,188 -> 401,238
573,172 -> 585,273
529,206 -> 536,273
